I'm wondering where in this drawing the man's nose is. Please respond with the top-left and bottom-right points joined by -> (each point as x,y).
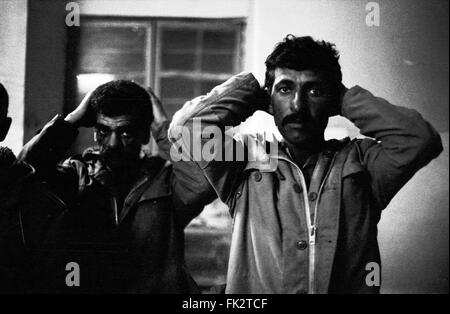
107,132 -> 121,148
290,91 -> 304,113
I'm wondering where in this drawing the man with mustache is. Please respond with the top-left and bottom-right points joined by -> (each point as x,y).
169,35 -> 443,293
18,80 -> 214,293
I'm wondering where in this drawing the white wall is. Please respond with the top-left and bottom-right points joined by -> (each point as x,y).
0,0 -> 27,153
79,0 -> 251,18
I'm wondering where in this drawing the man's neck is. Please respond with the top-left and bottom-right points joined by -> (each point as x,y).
286,138 -> 326,167
110,160 -> 142,199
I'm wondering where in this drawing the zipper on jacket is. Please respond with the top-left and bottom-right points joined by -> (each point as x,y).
309,226 -> 316,293
276,149 -> 337,293
111,196 -> 119,226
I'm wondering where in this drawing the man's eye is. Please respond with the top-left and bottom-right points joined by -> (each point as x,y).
278,87 -> 292,94
97,129 -> 108,137
308,88 -> 322,97
121,131 -> 131,138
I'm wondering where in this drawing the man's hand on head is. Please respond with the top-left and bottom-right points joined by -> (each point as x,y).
147,87 -> 168,133
256,87 -> 272,113
329,83 -> 348,117
64,89 -> 96,128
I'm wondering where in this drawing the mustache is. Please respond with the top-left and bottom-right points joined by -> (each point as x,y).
100,148 -> 129,163
282,114 -> 305,127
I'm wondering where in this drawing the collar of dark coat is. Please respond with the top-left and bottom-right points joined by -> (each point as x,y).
81,147 -> 172,203
243,136 -> 350,172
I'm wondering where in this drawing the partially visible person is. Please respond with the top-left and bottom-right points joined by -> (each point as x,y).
17,81 -> 215,293
0,83 -> 12,143
0,83 -> 36,293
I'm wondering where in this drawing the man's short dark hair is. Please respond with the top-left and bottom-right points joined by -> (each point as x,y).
0,83 -> 9,118
89,80 -> 153,125
264,35 -> 342,90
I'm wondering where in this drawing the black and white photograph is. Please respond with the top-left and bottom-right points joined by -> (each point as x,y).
0,0 -> 448,299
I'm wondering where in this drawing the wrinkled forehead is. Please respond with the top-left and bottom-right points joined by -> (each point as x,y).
96,114 -> 138,129
273,68 -> 329,86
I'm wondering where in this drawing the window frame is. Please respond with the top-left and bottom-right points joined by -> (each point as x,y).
68,16 -> 245,106
154,19 -> 244,106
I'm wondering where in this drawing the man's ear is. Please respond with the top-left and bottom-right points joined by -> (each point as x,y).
0,117 -> 12,142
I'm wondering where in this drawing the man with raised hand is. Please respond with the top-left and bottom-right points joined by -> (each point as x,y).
169,35 -> 443,294
18,80 -> 214,293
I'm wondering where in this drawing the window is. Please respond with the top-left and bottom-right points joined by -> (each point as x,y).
66,18 -> 244,152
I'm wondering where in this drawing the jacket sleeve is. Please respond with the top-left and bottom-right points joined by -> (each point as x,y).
168,72 -> 263,205
342,86 -> 443,209
152,120 -> 217,227
17,115 -> 82,203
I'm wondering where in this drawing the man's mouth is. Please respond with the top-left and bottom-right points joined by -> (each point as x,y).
282,115 -> 305,128
284,122 -> 304,129
101,151 -> 126,165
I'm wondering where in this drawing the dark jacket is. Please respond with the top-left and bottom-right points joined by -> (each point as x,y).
16,117 -> 214,293
168,72 -> 443,294
0,151 -> 34,293
1,147 -> 69,293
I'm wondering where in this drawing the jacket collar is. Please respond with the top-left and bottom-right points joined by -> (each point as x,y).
241,134 -> 348,172
82,147 -> 169,223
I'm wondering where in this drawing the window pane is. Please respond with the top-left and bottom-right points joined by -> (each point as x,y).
201,53 -> 235,73
79,26 -> 147,75
160,76 -> 196,100
80,51 -> 146,74
161,52 -> 196,71
203,29 -> 237,50
161,28 -> 197,50
80,26 -> 146,50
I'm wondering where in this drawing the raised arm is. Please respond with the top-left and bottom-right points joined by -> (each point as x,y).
168,72 -> 266,205
147,87 -> 217,227
17,91 -> 95,201
341,86 -> 443,209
